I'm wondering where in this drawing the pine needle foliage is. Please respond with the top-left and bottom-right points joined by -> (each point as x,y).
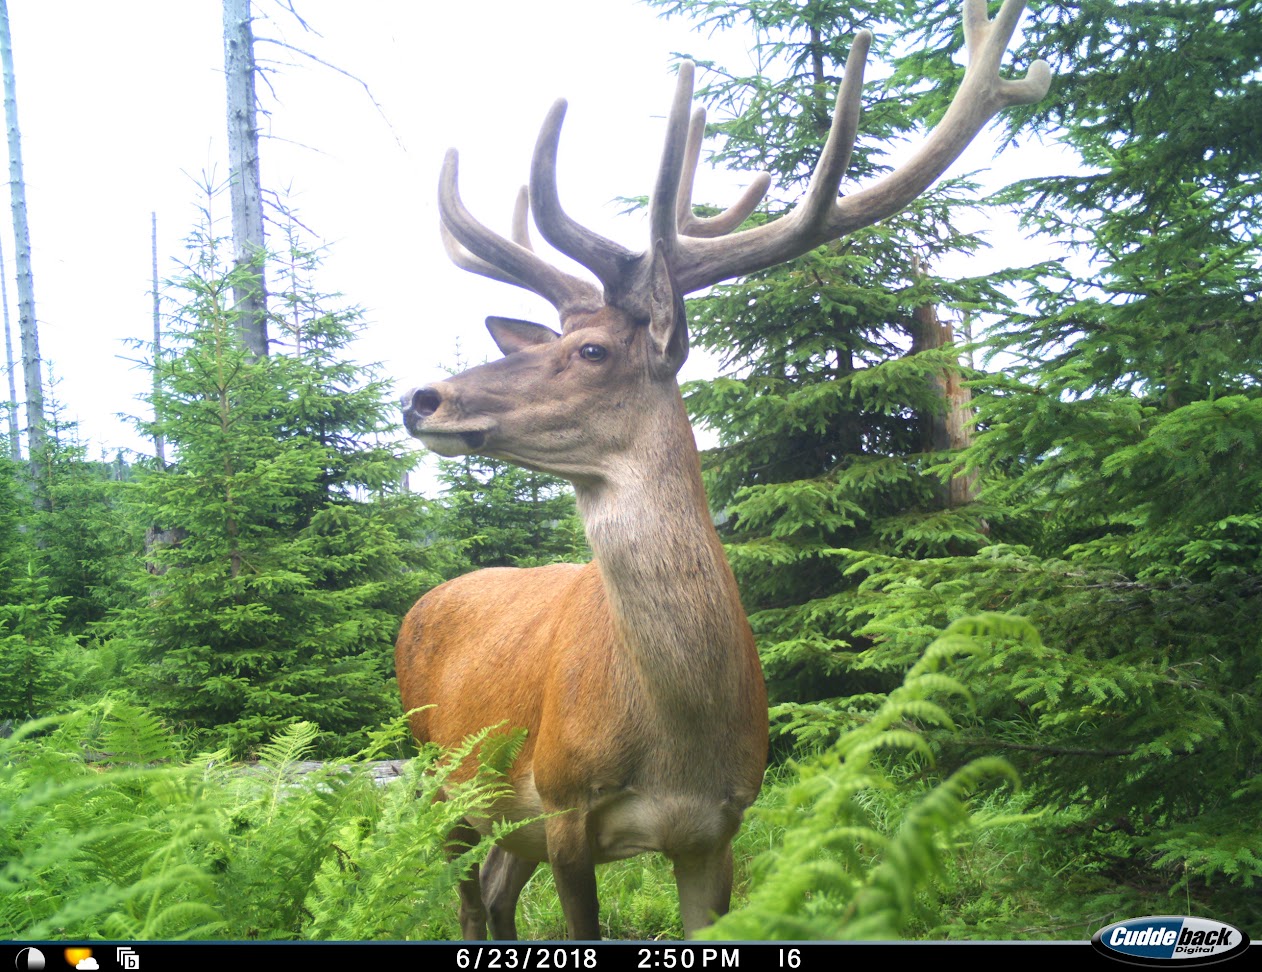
0,412 -> 136,723
110,217 -> 438,758
0,560 -> 74,725
27,403 -> 137,634
430,453 -> 587,576
880,0 -> 1262,928
0,703 -> 516,940
831,539 -> 1262,927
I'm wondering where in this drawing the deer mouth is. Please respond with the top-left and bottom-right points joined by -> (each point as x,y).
416,428 -> 488,456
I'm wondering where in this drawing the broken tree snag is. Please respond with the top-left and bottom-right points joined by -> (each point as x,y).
223,0 -> 269,358
909,281 -> 978,509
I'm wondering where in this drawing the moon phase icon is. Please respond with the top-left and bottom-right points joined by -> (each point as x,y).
15,948 -> 46,971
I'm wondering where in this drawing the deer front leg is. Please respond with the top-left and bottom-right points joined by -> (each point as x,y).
672,844 -> 733,939
446,822 -> 488,939
545,812 -> 601,940
481,846 -> 539,940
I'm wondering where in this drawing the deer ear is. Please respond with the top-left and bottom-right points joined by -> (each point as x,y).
486,316 -> 561,357
647,247 -> 689,377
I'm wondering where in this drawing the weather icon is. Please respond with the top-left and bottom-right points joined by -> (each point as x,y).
61,952 -> 95,971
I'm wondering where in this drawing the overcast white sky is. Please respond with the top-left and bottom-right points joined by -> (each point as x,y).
3,0 -> 1060,483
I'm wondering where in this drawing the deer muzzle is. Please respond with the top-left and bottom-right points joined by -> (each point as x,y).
401,385 -> 489,455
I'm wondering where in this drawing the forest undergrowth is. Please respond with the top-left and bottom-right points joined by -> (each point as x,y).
3,617 -> 1213,942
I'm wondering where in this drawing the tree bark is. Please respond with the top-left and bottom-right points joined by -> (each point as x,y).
0,0 -> 45,499
908,275 -> 978,509
1,234 -> 18,461
223,0 -> 268,357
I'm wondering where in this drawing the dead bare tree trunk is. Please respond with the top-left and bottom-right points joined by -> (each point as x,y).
223,0 -> 268,358
908,266 -> 978,509
1,235 -> 18,461
151,212 -> 166,468
0,0 -> 44,502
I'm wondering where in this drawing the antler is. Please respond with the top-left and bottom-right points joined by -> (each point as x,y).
675,104 -> 772,240
666,0 -> 1051,293
438,0 -> 1050,313
438,152 -> 602,316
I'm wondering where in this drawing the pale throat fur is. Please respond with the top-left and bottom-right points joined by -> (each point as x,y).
572,392 -> 757,744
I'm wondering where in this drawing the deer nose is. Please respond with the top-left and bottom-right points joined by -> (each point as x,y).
403,386 -> 442,419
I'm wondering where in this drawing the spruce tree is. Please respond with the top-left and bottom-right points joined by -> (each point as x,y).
824,0 -> 1262,926
430,453 -> 586,575
32,400 -> 135,634
117,221 -> 436,757
0,451 -> 60,722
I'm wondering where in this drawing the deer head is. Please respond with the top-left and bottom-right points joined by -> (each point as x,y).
402,0 -> 1049,483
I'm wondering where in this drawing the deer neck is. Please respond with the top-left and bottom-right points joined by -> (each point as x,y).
573,393 -> 748,716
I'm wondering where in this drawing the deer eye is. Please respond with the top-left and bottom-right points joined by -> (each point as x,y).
579,344 -> 608,362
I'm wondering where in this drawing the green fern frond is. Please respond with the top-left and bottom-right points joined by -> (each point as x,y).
699,618 -> 1022,942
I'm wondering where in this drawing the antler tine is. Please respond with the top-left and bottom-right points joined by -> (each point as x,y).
796,29 -> 872,229
440,221 -> 524,288
438,149 -> 601,314
530,99 -> 638,294
510,186 -> 533,250
676,104 -> 773,239
439,184 -> 536,287
675,107 -> 706,234
648,60 -> 697,265
965,0 -> 1052,106
670,0 -> 1050,295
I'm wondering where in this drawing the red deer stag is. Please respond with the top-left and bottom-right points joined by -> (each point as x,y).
397,0 -> 1049,940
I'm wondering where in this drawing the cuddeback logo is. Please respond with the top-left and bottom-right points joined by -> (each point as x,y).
1091,916 -> 1251,966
